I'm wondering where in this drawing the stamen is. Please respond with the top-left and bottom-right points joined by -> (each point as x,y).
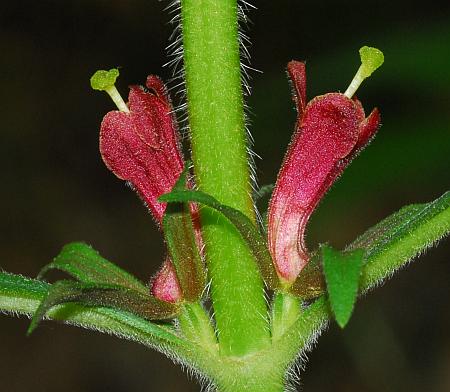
90,68 -> 130,113
344,46 -> 384,98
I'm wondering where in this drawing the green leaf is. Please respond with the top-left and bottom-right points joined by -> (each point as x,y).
162,165 -> 206,301
28,280 -> 179,335
347,191 -> 450,291
322,245 -> 364,328
0,271 -> 48,314
38,242 -> 148,294
159,189 -> 280,290
0,271 -> 198,358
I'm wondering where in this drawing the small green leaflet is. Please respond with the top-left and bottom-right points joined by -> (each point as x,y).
159,189 -> 280,290
322,245 -> 364,328
38,242 -> 148,295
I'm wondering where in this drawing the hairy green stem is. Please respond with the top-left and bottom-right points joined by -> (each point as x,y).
181,0 -> 269,355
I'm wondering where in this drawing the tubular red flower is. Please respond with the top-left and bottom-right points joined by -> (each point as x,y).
100,75 -> 184,223
100,76 -> 187,302
268,61 -> 381,285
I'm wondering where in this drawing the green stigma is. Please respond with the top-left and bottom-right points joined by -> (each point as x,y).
359,46 -> 384,78
344,46 -> 384,98
90,68 -> 129,112
90,68 -> 120,91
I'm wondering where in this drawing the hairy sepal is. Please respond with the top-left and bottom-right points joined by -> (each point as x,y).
290,253 -> 325,299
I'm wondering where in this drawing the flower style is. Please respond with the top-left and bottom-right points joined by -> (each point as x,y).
268,57 -> 381,287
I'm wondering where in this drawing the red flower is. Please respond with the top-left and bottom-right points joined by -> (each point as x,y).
268,61 -> 381,285
100,75 -> 184,223
99,75 -> 188,303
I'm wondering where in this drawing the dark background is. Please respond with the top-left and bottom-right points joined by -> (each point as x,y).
1,1 -> 449,391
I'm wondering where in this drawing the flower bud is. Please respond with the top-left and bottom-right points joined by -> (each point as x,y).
150,259 -> 182,303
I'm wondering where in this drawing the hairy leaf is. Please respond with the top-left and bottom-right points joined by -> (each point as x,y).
28,280 -> 179,334
347,191 -> 450,290
322,245 -> 363,328
0,272 -> 195,355
38,242 -> 148,294
0,271 -> 48,314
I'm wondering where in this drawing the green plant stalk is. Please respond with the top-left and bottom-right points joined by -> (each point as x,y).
212,359 -> 286,392
181,0 -> 269,355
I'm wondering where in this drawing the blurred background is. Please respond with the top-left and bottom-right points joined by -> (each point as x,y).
0,1 -> 449,391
